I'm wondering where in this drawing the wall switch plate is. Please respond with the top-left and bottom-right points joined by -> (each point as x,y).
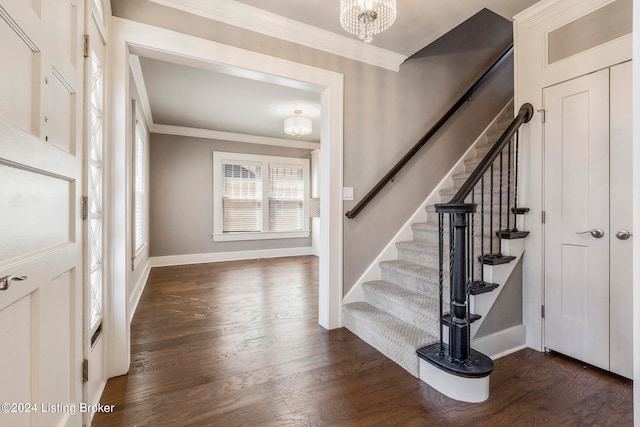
343,187 -> 354,201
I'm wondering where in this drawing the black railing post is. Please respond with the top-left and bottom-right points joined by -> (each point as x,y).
450,210 -> 471,361
438,212 -> 445,355
435,203 -> 475,363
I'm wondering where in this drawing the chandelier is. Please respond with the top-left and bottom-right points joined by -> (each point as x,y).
340,0 -> 397,43
284,110 -> 312,138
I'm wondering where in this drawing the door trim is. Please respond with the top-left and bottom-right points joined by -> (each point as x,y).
107,17 -> 344,376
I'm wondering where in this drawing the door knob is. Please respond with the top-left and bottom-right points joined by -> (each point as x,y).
615,230 -> 632,240
576,228 -> 605,238
0,275 -> 27,291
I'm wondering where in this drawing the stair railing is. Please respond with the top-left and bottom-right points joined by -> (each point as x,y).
418,103 -> 533,378
345,44 -> 514,219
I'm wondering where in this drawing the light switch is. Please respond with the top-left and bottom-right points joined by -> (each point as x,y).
343,187 -> 354,201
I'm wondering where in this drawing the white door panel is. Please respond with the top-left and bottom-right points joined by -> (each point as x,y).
544,69 -> 610,370
0,1 -> 84,425
0,15 -> 39,134
609,60 -> 633,379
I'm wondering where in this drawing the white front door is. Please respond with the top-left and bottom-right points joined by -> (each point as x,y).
543,69 -> 610,370
0,1 -> 85,426
543,63 -> 633,377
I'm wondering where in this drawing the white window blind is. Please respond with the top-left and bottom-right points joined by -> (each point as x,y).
269,166 -> 304,232
222,162 -> 262,232
134,120 -> 146,253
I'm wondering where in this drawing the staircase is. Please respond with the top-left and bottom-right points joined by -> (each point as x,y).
343,101 -> 531,383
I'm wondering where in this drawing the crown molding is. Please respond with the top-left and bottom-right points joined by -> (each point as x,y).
147,0 -> 407,71
151,123 -> 321,150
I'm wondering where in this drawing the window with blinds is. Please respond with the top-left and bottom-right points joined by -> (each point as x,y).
134,118 -> 146,253
269,166 -> 304,232
222,163 -> 262,232
213,152 -> 309,241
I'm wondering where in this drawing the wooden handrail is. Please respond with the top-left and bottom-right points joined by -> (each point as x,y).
438,102 -> 533,209
345,44 -> 514,219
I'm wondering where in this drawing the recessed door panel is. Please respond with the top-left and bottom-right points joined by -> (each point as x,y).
0,163 -> 73,264
0,294 -> 34,426
0,13 -> 40,134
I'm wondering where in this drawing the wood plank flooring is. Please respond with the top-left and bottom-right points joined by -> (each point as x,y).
93,256 -> 632,426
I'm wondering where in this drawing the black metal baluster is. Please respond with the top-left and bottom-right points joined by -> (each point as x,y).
513,130 -> 520,231
438,212 -> 444,355
490,162 -> 494,256
449,212 -> 454,353
507,138 -> 512,230
468,191 -> 475,329
498,150 -> 503,256
480,174 -> 485,282
470,189 -> 475,284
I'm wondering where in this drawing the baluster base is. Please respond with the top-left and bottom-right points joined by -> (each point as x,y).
417,343 -> 494,378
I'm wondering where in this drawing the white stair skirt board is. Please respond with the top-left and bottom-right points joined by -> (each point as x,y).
419,358 -> 490,403
472,324 -> 527,360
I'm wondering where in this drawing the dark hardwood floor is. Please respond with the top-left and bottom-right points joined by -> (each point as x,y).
93,256 -> 632,426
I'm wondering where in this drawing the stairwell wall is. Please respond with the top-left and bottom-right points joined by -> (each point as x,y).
110,1 -> 515,295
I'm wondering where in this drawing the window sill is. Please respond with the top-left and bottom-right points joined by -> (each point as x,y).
212,230 -> 310,242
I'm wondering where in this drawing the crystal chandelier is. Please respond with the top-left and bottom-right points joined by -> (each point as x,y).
284,110 -> 312,138
340,0 -> 397,43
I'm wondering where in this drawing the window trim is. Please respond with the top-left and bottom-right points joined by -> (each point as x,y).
213,151 -> 310,242
132,107 -> 148,263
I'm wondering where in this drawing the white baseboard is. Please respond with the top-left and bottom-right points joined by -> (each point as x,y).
87,380 -> 107,423
149,246 -> 314,268
472,324 -> 527,360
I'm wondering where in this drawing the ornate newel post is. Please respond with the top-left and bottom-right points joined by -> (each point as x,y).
417,202 -> 493,390
449,209 -> 471,362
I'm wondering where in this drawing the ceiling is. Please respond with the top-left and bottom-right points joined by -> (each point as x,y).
135,0 -> 539,146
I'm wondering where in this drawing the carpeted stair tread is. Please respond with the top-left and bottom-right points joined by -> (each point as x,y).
343,301 -> 438,377
379,259 -> 446,297
395,241 -> 440,266
363,280 -> 442,335
439,186 -> 511,200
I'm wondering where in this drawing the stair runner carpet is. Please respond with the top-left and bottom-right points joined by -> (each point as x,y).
343,103 -> 515,377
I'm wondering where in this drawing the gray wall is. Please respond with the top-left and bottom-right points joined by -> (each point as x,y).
111,1 -> 515,294
149,135 -> 311,256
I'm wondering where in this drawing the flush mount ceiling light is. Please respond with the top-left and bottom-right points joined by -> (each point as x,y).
284,109 -> 312,138
340,0 -> 397,43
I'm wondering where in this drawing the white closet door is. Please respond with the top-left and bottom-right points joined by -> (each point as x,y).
609,60 -> 633,379
543,69 -> 610,371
